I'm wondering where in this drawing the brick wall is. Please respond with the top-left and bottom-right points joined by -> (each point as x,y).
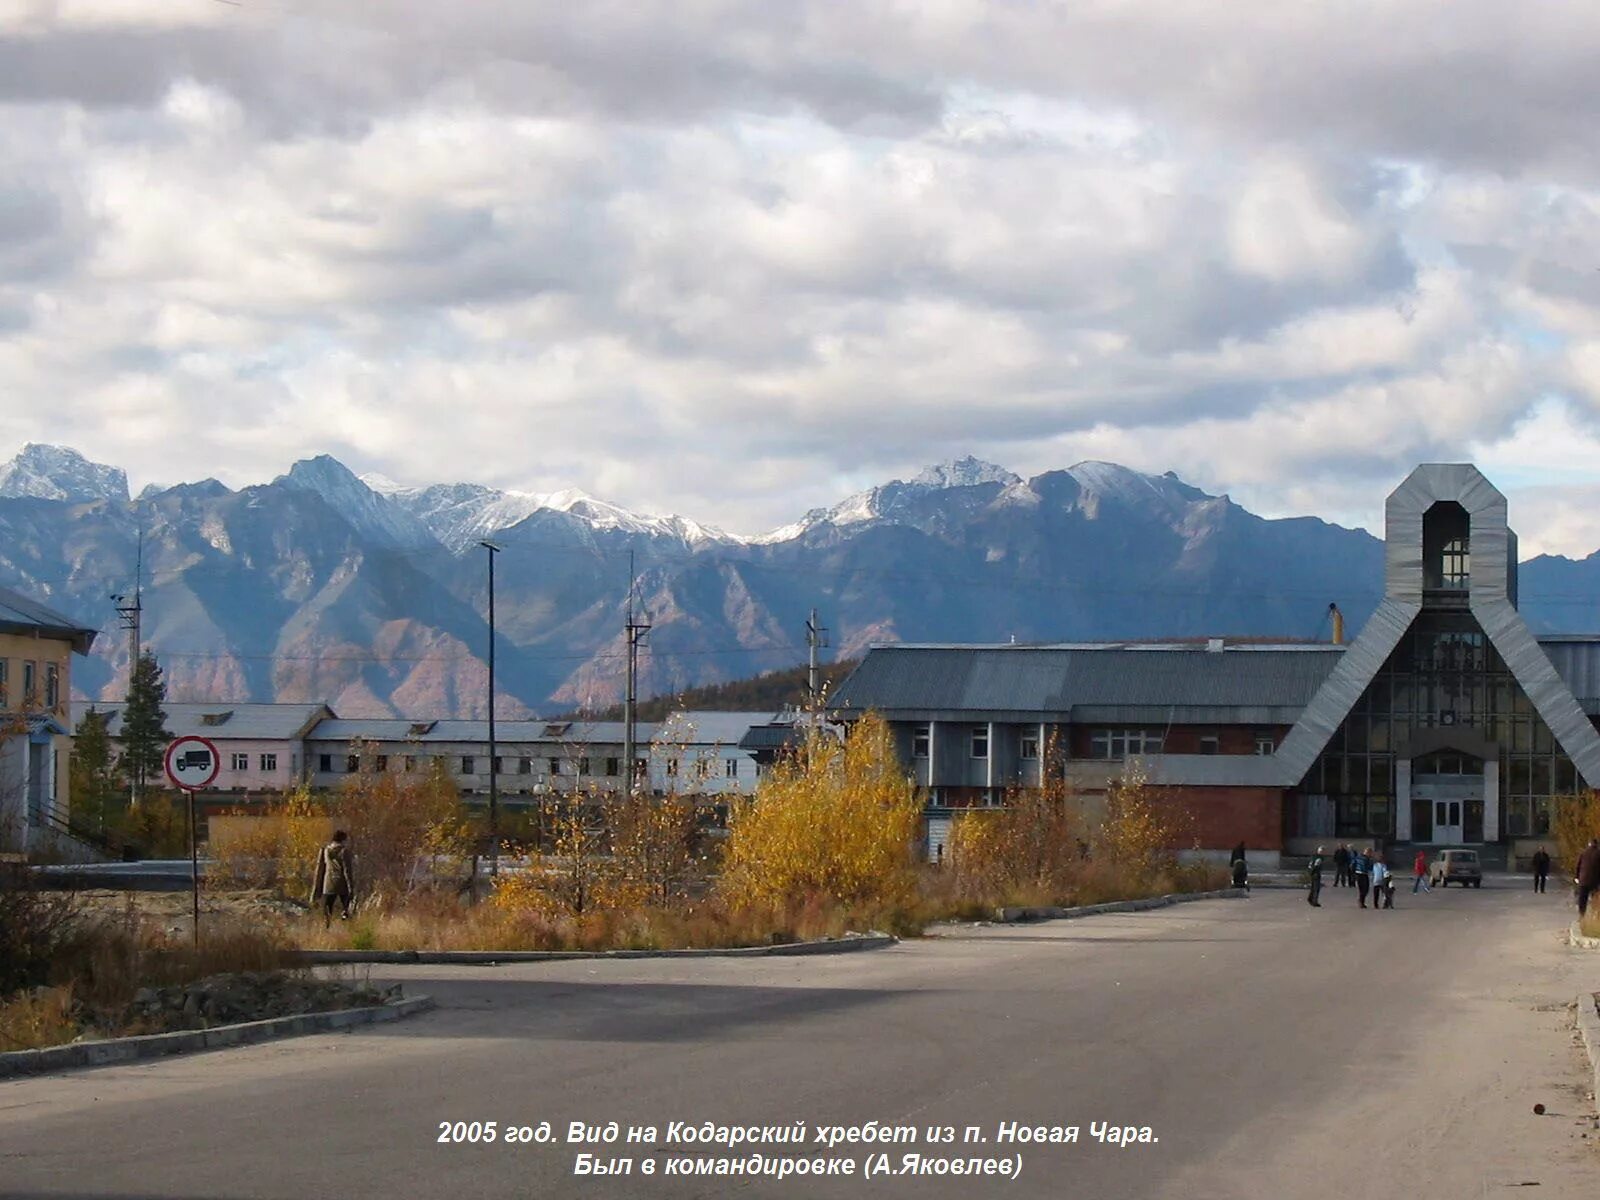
1159,786 -> 1284,851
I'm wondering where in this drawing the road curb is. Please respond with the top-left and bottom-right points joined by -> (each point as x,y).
286,933 -> 899,966
0,995 -> 435,1080
1575,991 -> 1600,1106
1568,921 -> 1600,950
995,887 -> 1246,923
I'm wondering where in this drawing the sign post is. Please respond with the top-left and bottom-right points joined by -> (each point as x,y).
164,736 -> 220,948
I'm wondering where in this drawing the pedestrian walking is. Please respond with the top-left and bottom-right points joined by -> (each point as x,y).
1576,838 -> 1600,919
1412,848 -> 1431,894
1307,846 -> 1324,907
1353,845 -> 1371,908
1531,847 -> 1551,894
1333,843 -> 1351,888
1370,856 -> 1392,911
313,829 -> 356,926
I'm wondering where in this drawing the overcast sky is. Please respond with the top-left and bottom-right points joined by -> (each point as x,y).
6,2 -> 1600,553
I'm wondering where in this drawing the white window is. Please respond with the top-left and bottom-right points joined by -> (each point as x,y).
971,727 -> 989,760
231,753 -> 249,771
44,663 -> 58,708
1020,732 -> 1040,760
1090,729 -> 1165,760
725,758 -> 739,778
912,724 -> 930,758
260,752 -> 278,771
1255,737 -> 1274,756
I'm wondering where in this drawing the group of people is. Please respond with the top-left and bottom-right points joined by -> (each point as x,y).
1303,843 -> 1429,910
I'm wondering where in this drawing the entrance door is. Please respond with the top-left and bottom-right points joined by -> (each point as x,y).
1434,799 -> 1463,844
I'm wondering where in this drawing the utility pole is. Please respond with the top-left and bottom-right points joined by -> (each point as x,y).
806,608 -> 829,709
623,551 -> 651,797
480,540 -> 501,879
111,528 -> 143,806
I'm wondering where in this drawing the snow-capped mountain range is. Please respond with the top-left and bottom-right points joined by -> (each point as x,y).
2,442 -> 1596,718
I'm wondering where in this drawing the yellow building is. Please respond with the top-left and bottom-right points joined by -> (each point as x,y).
0,586 -> 97,855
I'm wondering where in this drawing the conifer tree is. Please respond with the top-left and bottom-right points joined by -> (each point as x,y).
120,652 -> 172,803
69,706 -> 123,831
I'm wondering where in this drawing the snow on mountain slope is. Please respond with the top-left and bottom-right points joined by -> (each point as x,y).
0,444 -> 129,504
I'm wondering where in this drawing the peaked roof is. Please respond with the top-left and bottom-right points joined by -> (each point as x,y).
73,701 -> 333,741
0,586 -> 97,654
1272,464 -> 1600,789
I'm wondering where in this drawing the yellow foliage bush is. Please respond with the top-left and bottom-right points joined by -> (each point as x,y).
1552,790 -> 1600,875
719,713 -> 921,912
210,751 -> 473,903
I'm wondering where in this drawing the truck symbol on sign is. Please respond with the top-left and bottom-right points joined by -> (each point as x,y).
177,749 -> 213,771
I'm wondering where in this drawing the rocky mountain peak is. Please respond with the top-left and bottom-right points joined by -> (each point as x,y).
911,456 -> 1021,490
0,443 -> 129,504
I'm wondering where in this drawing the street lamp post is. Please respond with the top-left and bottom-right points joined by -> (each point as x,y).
481,540 -> 502,879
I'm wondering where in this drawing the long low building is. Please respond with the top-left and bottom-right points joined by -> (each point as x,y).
831,463 -> 1600,867
71,705 -> 780,801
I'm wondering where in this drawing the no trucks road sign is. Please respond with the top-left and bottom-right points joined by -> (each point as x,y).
164,735 -> 220,792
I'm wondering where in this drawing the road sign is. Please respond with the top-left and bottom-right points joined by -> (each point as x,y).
164,736 -> 220,792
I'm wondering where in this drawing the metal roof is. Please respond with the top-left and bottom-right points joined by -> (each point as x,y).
831,644 -> 1344,720
657,711 -> 778,749
0,586 -> 97,654
72,702 -> 333,741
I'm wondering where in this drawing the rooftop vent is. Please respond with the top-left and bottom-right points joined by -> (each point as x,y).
543,722 -> 573,737
408,721 -> 437,736
1206,638 -> 1225,653
199,710 -> 233,726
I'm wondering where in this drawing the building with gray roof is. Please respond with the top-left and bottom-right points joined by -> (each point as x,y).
832,464 -> 1600,867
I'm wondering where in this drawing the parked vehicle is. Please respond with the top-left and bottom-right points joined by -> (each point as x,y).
1430,848 -> 1482,888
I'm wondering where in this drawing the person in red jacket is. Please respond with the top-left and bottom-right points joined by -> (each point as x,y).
1412,848 -> 1431,894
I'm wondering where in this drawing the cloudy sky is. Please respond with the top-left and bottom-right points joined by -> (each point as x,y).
6,2 -> 1600,553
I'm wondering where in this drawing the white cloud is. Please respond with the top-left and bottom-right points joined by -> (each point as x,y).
4,3 -> 1600,547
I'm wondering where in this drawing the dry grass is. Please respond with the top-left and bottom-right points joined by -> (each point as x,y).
0,985 -> 79,1051
289,888 -> 906,953
0,898 -> 294,1051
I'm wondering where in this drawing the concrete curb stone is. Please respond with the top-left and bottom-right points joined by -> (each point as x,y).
995,887 -> 1247,924
0,995 -> 435,1081
287,933 -> 898,966
1574,989 -> 1600,1109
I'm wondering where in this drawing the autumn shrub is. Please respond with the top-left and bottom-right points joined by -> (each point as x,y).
1096,768 -> 1192,885
0,866 -> 81,995
492,798 -> 611,916
1553,790 -> 1600,877
211,754 -> 473,903
109,792 -> 192,858
719,713 -> 921,915
208,787 -> 329,896
0,985 -> 78,1051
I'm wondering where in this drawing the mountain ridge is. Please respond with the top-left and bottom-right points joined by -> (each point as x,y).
1,442 -> 1595,718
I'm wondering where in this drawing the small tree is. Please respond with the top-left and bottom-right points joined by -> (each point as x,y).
495,796 -> 610,916
949,736 -> 1084,904
1553,790 -> 1600,874
69,707 -> 123,833
719,713 -> 921,913
1097,766 -> 1189,886
119,652 -> 171,804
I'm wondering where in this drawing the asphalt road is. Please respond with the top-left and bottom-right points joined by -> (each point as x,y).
2,880 -> 1596,1199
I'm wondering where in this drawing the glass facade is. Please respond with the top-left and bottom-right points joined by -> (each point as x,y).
1302,611 -> 1575,841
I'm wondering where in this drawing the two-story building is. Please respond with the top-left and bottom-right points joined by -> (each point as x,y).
0,586 -> 97,853
72,702 -> 334,796
832,464 -> 1600,867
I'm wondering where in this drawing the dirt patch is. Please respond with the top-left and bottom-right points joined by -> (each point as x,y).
73,889 -> 307,928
